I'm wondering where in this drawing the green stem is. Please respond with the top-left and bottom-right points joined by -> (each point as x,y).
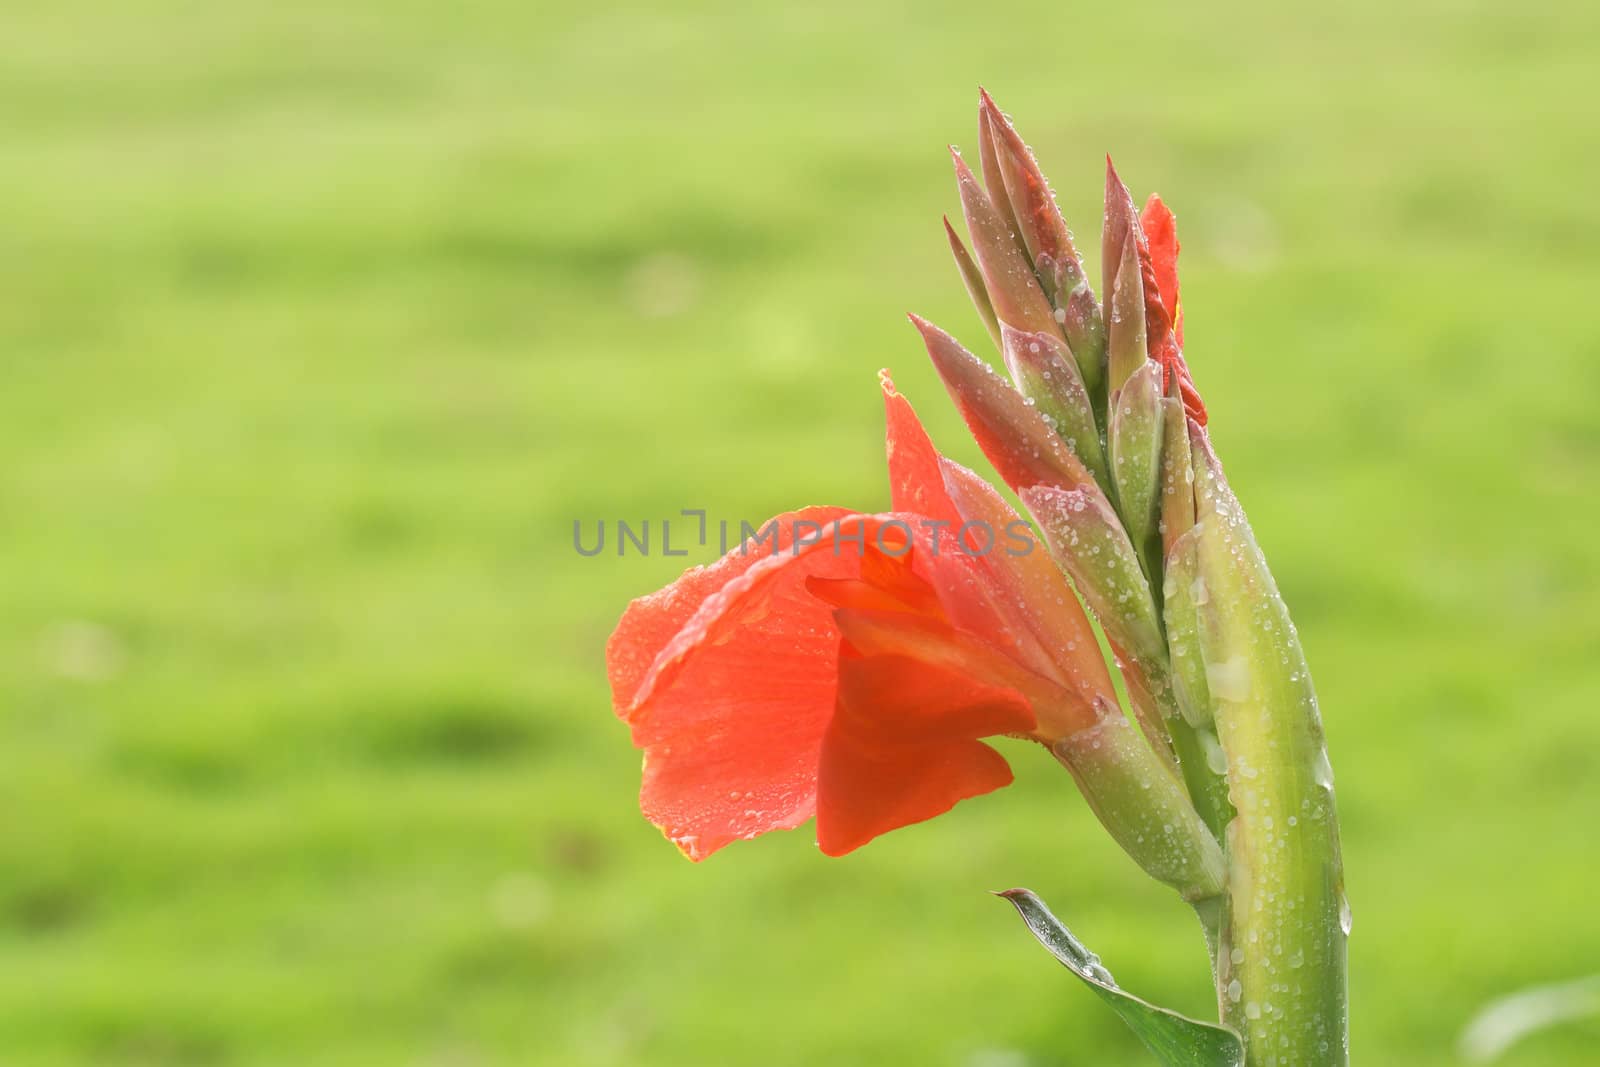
1189,437 -> 1349,1065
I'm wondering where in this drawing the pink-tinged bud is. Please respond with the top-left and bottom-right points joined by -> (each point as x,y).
1018,483 -> 1165,670
1105,209 -> 1149,394
1102,157 -> 1138,311
944,216 -> 1003,352
979,90 -> 1085,287
998,323 -> 1109,490
976,100 -> 1028,262
911,315 -> 1097,497
950,149 -> 1060,337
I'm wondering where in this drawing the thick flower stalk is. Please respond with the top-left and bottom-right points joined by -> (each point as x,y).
606,91 -> 1346,1067
933,93 -> 1347,1065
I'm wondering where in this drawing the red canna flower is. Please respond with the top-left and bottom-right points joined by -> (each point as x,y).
607,373 -> 1119,860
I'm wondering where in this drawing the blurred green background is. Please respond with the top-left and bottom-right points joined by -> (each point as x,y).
3,1 -> 1597,1064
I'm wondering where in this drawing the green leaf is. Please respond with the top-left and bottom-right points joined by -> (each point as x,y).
998,889 -> 1244,1067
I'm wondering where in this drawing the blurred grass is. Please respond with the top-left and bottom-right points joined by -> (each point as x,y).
1,0 -> 1598,1064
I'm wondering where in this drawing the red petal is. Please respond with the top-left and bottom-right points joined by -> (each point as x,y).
606,505 -> 855,715
1141,194 -> 1182,348
815,651 -> 1031,856
613,511 -> 871,860
805,566 -> 943,618
879,370 -> 964,529
1136,194 -> 1207,425
1177,373 -> 1208,426
830,604 -> 1057,718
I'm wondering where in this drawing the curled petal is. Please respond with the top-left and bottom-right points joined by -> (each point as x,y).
1140,193 -> 1207,425
1141,194 -> 1182,348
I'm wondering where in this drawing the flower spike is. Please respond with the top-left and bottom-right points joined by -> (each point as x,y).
608,96 -> 1346,1067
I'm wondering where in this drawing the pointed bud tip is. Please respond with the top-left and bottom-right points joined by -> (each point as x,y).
907,314 -> 956,351
978,87 -> 1004,122
1105,156 -> 1132,202
906,312 -> 937,337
